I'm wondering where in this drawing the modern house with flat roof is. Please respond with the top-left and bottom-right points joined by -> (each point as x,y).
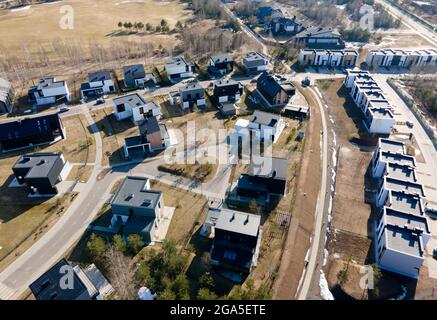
0,112 -> 65,153
366,48 -> 437,69
376,176 -> 426,208
0,78 -> 14,114
243,51 -> 270,74
80,71 -> 116,100
249,110 -> 286,143
178,81 -> 206,110
28,77 -> 71,106
109,176 -> 168,243
165,56 -> 195,82
344,70 -> 395,134
213,79 -> 243,104
112,93 -> 161,124
29,259 -> 99,300
12,152 -> 70,195
209,208 -> 262,278
299,49 -> 358,67
123,64 -> 156,89
208,53 -> 234,76
375,207 -> 430,279
256,72 -> 295,109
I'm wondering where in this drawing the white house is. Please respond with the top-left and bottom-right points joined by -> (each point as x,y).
344,70 -> 395,134
366,48 -> 437,69
112,93 -> 161,124
232,110 -> 285,144
299,49 -> 358,67
243,51 -> 270,73
28,77 -> 71,106
81,71 -> 116,100
375,207 -> 430,279
165,56 -> 195,82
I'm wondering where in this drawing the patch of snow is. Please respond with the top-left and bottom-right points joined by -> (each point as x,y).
11,5 -> 30,12
323,249 -> 329,266
319,270 -> 334,300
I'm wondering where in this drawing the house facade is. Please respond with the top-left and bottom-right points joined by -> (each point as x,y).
165,56 -> 195,82
12,152 -> 70,195
270,16 -> 305,36
243,51 -> 270,74
213,79 -> 243,104
0,112 -> 65,153
366,48 -> 437,69
344,70 -> 395,134
208,53 -> 234,76
299,49 -> 358,67
80,71 -> 116,100
112,93 -> 161,124
179,82 -> 206,109
0,78 -> 14,114
28,77 -> 71,106
256,72 -> 295,109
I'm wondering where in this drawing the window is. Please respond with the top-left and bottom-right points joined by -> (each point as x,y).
116,104 -> 126,113
224,250 -> 237,261
139,107 -> 144,114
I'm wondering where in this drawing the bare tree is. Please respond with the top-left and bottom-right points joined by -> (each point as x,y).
105,247 -> 137,300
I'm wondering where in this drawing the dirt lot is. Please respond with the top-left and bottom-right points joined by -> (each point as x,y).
90,107 -> 138,165
0,0 -> 191,55
273,86 -> 322,299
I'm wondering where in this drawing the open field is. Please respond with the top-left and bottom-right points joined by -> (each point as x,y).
66,164 -> 93,183
0,0 -> 191,55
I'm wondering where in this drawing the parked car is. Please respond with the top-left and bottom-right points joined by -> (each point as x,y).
59,106 -> 70,113
23,109 -> 33,114
95,98 -> 105,105
301,77 -> 311,87
433,248 -> 437,259
406,121 -> 414,128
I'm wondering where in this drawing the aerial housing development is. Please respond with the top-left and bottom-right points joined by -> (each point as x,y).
0,0 -> 436,304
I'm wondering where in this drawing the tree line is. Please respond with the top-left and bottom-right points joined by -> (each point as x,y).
117,19 -> 185,34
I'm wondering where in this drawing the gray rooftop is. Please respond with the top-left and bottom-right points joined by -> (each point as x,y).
210,53 -> 233,64
111,176 -> 161,209
384,177 -> 425,197
214,79 -> 240,88
244,51 -> 268,62
32,77 -> 66,90
250,110 -> 281,127
180,81 -> 203,92
386,190 -> 425,216
251,156 -> 288,180
385,163 -> 416,182
113,93 -> 146,107
380,150 -> 415,167
166,55 -> 193,69
215,208 -> 261,237
379,138 -> 405,153
123,64 -> 146,80
89,71 -> 112,82
13,153 -> 63,179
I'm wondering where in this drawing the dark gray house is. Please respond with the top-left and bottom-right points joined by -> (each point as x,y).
270,16 -> 305,36
110,176 -> 164,243
0,78 -> 14,114
80,71 -> 117,100
29,259 -> 98,300
213,80 -> 243,104
12,152 -> 68,195
209,208 -> 262,277
179,81 -> 206,110
0,112 -> 65,153
208,53 -> 234,76
256,72 -> 295,108
235,156 -> 288,205
123,64 -> 156,89
243,51 -> 270,74
294,27 -> 345,49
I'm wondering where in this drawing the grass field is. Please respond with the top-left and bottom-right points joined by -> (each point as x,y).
0,0 -> 191,54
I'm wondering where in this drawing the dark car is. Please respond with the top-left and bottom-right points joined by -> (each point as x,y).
95,98 -> 105,105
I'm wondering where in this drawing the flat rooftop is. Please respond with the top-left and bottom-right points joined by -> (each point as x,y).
385,163 -> 416,182
385,224 -> 425,257
379,138 -> 405,153
111,176 -> 161,209
384,177 -> 425,197
251,156 -> 288,180
244,51 -> 268,61
113,93 -> 145,107
380,150 -> 415,167
215,208 -> 261,237
13,153 -> 63,179
386,190 -> 425,216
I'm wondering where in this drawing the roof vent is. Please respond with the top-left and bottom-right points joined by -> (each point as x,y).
230,213 -> 235,222
125,193 -> 134,201
272,170 -> 276,178
37,160 -> 46,166
244,215 -> 249,225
